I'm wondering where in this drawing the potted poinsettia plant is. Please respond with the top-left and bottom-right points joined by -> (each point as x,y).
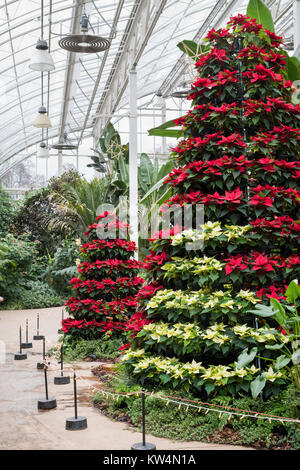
249,279 -> 300,390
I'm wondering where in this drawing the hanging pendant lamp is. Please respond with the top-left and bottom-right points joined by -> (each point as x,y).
37,141 -> 50,158
171,82 -> 190,98
154,91 -> 165,108
34,106 -> 52,128
29,0 -> 55,71
29,39 -> 55,72
52,132 -> 78,150
59,13 -> 110,53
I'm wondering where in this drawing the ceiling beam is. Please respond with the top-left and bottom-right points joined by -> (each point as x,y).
58,0 -> 83,143
78,0 -> 124,143
93,0 -> 168,141
159,0 -> 239,98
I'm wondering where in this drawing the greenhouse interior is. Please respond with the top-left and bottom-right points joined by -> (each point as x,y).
0,0 -> 300,454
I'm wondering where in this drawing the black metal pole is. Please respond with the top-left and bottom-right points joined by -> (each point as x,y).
37,313 -> 40,335
19,326 -> 22,354
42,336 -> 46,360
44,366 -> 49,400
26,319 -> 28,343
142,389 -> 146,447
61,345 -> 64,377
74,371 -> 78,419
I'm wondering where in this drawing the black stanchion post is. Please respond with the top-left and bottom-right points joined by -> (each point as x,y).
21,318 -> 32,349
44,365 -> 49,400
14,326 -> 27,360
65,370 -> 87,430
54,344 -> 70,384
33,313 -> 44,340
58,308 -> 64,334
37,336 -> 46,369
74,370 -> 78,419
131,390 -> 156,450
37,364 -> 56,410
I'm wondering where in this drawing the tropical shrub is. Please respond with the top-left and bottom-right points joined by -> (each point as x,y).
0,234 -> 39,303
12,170 -> 81,254
63,211 -> 144,340
45,239 -> 78,296
250,279 -> 300,391
4,280 -> 63,310
123,15 -> 300,399
0,184 -> 14,235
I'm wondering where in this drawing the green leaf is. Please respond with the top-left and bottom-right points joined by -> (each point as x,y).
148,128 -> 184,138
248,304 -> 276,317
247,0 -> 274,32
285,280 -> 300,304
265,343 -> 284,350
250,374 -> 266,399
286,55 -> 300,82
291,349 -> 300,365
140,175 -> 170,204
148,118 -> 184,138
275,355 -> 290,370
177,40 -> 209,60
204,383 -> 215,395
236,347 -> 258,369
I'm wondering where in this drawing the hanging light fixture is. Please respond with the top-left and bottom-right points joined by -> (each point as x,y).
52,132 -> 78,150
34,105 -> 52,128
154,90 -> 165,108
37,141 -> 50,158
171,81 -> 190,99
29,0 -> 55,71
29,39 -> 55,72
59,11 -> 110,53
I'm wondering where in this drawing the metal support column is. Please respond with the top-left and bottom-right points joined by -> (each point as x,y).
294,0 -> 300,53
129,66 -> 138,258
161,99 -> 167,157
76,149 -> 79,171
58,150 -> 63,176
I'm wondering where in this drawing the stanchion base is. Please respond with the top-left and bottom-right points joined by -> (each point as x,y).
38,398 -> 57,410
14,353 -> 27,360
21,342 -> 33,349
37,362 -> 45,369
66,416 -> 87,430
33,335 -> 44,340
54,375 -> 70,385
131,442 -> 156,450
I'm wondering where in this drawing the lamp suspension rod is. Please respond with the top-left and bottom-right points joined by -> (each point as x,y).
41,0 -> 44,40
46,0 -> 53,150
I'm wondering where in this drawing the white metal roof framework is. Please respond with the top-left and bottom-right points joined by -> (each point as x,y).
0,0 -> 295,178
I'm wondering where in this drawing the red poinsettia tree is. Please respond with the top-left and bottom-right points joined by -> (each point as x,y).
123,15 -> 300,399
63,211 -> 144,342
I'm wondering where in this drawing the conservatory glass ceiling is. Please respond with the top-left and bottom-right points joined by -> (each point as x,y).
0,0 -> 295,169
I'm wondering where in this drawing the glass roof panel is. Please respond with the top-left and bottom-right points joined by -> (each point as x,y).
0,0 -> 295,171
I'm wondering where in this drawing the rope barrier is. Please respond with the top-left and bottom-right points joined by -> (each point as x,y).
40,358 -> 300,425
72,370 -> 300,425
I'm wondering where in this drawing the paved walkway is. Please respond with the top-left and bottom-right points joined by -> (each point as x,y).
0,306 -> 253,450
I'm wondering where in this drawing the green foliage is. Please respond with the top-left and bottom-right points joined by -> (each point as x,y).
3,280 -> 63,310
246,0 -> 274,32
0,184 -> 15,235
93,368 -> 300,449
13,170 -> 82,254
45,239 -> 78,296
61,335 -> 124,361
45,177 -> 109,238
177,40 -> 210,60
148,119 -> 184,139
0,234 -> 39,302
249,279 -> 300,391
